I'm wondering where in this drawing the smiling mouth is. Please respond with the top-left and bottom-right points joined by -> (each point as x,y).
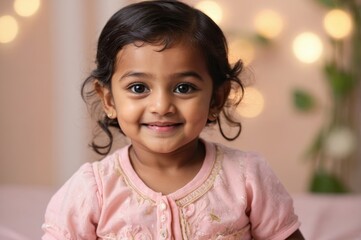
142,122 -> 182,132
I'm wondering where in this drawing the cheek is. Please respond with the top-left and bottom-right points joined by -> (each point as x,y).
114,100 -> 142,123
183,98 -> 212,122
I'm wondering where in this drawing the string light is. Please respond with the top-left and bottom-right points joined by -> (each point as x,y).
229,38 -> 256,65
0,0 -> 40,44
323,9 -> 353,39
0,15 -> 19,44
292,32 -> 323,64
237,87 -> 265,118
195,1 -> 223,25
254,9 -> 283,39
14,0 -> 41,17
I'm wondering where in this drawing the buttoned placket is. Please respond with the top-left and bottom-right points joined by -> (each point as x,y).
157,196 -> 172,240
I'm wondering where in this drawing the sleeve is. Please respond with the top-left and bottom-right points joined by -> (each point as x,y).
42,163 -> 102,240
245,153 -> 300,240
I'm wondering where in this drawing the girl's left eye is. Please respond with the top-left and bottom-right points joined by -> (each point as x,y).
174,83 -> 196,94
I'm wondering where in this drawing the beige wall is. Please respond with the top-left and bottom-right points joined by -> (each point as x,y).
0,0 -> 359,192
0,1 -> 53,185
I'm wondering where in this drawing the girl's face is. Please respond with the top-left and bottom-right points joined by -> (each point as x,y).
98,41 -> 219,155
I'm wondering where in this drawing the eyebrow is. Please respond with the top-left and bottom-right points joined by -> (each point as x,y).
119,71 -> 152,81
171,71 -> 204,81
119,71 -> 204,81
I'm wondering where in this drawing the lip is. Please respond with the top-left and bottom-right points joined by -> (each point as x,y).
142,122 -> 182,133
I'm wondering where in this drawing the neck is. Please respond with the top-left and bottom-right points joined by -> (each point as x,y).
129,139 -> 205,171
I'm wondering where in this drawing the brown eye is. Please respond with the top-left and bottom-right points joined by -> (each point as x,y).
129,83 -> 149,94
175,83 -> 195,94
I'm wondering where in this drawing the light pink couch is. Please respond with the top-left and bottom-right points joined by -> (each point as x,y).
1,185 -> 361,239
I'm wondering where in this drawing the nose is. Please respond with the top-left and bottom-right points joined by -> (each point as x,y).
149,90 -> 176,116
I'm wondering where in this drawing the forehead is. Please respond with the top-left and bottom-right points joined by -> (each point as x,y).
115,41 -> 208,73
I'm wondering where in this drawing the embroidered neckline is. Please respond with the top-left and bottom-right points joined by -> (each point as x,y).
114,153 -> 156,204
114,143 -> 223,206
176,146 -> 222,207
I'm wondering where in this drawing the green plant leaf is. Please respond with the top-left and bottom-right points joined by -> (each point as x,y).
253,33 -> 271,46
315,0 -> 339,8
324,63 -> 356,99
304,129 -> 325,159
292,89 -> 316,112
310,169 -> 348,193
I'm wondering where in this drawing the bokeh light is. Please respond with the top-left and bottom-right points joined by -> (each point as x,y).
323,9 -> 353,39
237,87 -> 265,118
324,126 -> 357,159
292,32 -> 323,64
229,38 -> 256,65
195,1 -> 223,25
254,9 -> 283,39
14,0 -> 41,17
0,15 -> 19,44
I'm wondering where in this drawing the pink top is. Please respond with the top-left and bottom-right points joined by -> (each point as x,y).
42,141 -> 300,240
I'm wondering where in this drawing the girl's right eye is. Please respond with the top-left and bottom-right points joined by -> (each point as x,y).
128,83 -> 149,94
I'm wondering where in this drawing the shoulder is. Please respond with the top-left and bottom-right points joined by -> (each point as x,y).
210,141 -> 279,188
92,147 -> 125,177
46,162 -> 100,212
94,145 -> 131,174
47,145 -> 130,210
43,146 -> 131,238
211,141 -> 267,170
43,162 -> 101,238
206,142 -> 300,239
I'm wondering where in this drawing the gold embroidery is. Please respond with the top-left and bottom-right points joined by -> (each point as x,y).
176,146 -> 223,207
210,210 -> 221,223
114,153 -> 155,204
178,146 -> 223,238
113,164 -> 122,177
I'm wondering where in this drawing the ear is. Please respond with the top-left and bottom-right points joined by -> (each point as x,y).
208,81 -> 231,121
94,81 -> 117,119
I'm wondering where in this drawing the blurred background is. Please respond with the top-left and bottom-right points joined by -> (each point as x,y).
1,0 -> 360,195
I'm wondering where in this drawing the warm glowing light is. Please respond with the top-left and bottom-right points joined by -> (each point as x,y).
14,0 -> 40,17
237,87 -> 265,118
254,9 -> 283,39
229,38 -> 255,65
324,126 -> 356,159
323,9 -> 353,39
292,32 -> 323,63
195,1 -> 223,25
0,15 -> 19,44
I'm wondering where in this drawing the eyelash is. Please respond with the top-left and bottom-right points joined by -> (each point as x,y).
127,83 -> 150,94
174,83 -> 197,94
127,82 -> 198,94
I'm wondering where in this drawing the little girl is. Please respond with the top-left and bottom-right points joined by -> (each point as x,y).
43,1 -> 304,239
